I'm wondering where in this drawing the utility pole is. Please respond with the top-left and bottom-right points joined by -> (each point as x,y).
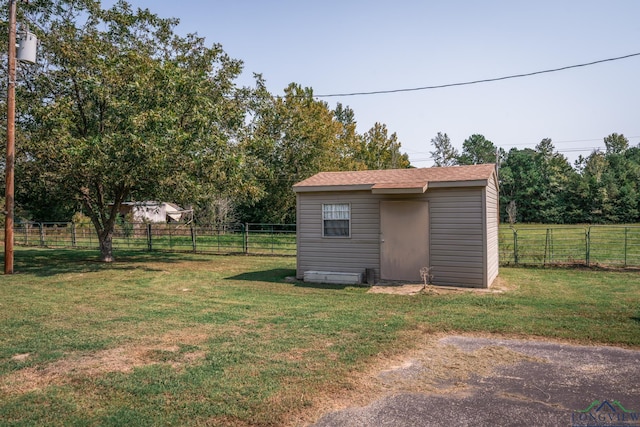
5,0 -> 18,274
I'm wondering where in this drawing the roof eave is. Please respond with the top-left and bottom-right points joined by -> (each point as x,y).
371,183 -> 429,194
427,179 -> 489,188
293,184 -> 374,193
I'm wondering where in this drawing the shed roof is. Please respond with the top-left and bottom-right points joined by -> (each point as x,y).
293,164 -> 497,194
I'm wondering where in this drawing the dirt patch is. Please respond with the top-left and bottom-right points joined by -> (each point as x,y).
368,284 -> 425,295
10,353 -> 31,362
368,277 -> 510,295
1,328 -> 210,395
376,341 -> 542,394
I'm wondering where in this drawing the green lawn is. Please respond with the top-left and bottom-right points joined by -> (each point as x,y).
0,248 -> 639,426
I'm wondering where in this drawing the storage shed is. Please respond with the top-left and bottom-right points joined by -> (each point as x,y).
118,201 -> 186,223
293,164 -> 499,288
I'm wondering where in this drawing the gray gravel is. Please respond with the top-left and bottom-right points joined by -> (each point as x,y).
311,336 -> 640,427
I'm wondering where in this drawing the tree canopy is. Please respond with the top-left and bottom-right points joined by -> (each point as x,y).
429,132 -> 458,166
4,0 -> 412,260
457,134 -> 502,165
431,132 -> 640,224
499,135 -> 640,224
14,0 -> 257,260
3,1 -> 638,256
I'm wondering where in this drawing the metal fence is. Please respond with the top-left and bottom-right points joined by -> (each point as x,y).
499,225 -> 640,267
13,222 -> 297,256
11,222 -> 640,268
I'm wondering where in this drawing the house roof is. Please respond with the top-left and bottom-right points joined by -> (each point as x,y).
293,164 -> 497,194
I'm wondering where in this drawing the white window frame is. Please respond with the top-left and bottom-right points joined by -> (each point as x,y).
322,203 -> 351,238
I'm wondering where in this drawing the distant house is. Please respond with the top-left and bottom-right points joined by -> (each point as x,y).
293,164 -> 499,288
118,201 -> 187,223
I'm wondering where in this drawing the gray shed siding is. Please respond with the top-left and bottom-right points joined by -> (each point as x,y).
296,191 -> 381,279
485,174 -> 500,286
427,188 -> 485,287
296,184 -> 494,287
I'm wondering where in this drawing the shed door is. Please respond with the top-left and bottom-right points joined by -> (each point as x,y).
380,201 -> 429,281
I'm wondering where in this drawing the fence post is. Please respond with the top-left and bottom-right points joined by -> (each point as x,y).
191,224 -> 197,253
244,223 -> 249,254
147,223 -> 153,251
624,227 -> 629,267
513,228 -> 518,265
71,222 -> 76,247
585,227 -> 590,267
271,224 -> 275,254
544,228 -> 550,265
39,223 -> 45,246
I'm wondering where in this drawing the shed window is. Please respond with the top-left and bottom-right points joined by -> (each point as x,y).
322,203 -> 350,237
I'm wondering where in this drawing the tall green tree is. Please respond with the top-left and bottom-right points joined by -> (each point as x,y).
357,123 -> 410,170
572,135 -> 639,223
333,103 -> 364,171
602,148 -> 639,222
533,139 -> 575,223
457,134 -> 501,165
239,85 -> 411,223
429,132 -> 458,167
16,0 -> 255,261
499,140 -> 574,223
604,133 -> 629,155
238,83 -> 344,223
499,148 -> 541,223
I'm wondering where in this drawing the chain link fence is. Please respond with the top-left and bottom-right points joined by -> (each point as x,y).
499,225 -> 640,267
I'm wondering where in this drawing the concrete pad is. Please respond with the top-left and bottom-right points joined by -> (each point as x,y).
304,271 -> 362,285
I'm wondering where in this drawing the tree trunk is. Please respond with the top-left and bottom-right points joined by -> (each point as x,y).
99,230 -> 115,262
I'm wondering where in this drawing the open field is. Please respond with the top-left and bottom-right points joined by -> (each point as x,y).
0,249 -> 639,426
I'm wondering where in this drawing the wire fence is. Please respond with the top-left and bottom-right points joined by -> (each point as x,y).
12,222 -> 297,256
499,225 -> 640,268
9,222 -> 640,268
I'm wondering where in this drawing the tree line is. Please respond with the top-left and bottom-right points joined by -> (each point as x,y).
1,1 -> 637,261
0,0 -> 409,260
429,132 -> 640,224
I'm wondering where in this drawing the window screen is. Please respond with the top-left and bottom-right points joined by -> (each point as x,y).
322,203 -> 350,237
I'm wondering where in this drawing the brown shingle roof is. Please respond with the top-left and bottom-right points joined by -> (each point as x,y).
294,164 -> 496,192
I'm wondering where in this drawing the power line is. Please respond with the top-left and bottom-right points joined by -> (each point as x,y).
314,52 -> 640,98
504,135 -> 640,148
405,135 -> 640,156
410,142 -> 640,161
410,145 -> 631,165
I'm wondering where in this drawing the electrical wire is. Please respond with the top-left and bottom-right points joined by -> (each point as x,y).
314,52 -> 640,98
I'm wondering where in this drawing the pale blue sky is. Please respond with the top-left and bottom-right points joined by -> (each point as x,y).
103,1 -> 640,167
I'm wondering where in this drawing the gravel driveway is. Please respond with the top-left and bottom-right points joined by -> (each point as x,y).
311,336 -> 640,427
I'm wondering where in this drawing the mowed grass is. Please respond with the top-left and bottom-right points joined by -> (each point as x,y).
0,249 -> 639,426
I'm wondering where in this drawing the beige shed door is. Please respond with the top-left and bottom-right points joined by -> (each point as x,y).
380,201 -> 429,281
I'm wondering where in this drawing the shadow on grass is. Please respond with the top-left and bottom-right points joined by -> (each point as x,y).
631,316 -> 640,324
5,248 -> 207,277
292,281 -> 353,290
226,268 -> 296,283
227,269 -> 360,290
